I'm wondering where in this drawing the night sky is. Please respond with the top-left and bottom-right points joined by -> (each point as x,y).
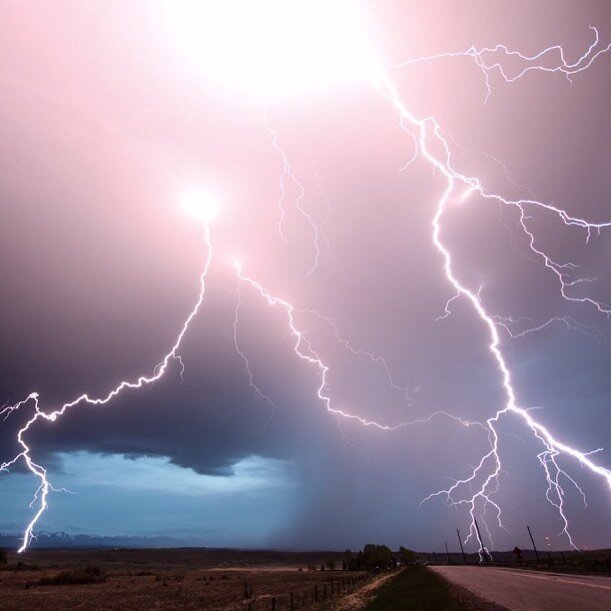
1,1 -> 610,553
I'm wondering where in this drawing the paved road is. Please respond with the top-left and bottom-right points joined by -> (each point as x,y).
432,565 -> 611,610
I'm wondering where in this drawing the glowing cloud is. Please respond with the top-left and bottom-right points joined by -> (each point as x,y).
181,187 -> 221,223
162,0 -> 380,99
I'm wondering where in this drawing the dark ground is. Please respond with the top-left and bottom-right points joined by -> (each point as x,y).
2,547 -> 608,609
0,548 -> 368,610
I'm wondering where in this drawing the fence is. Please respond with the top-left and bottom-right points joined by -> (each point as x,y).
241,572 -> 372,610
424,550 -> 611,573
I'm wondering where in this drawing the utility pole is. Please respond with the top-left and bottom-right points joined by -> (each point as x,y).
456,529 -> 467,565
445,541 -> 452,564
527,525 -> 541,563
474,519 -> 489,565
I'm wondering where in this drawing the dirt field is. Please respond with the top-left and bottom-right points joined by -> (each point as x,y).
0,548 -> 373,610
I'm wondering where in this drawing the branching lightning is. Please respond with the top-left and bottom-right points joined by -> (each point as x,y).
1,225 -> 214,552
264,108 -> 322,274
375,29 -> 611,556
492,314 -> 604,342
1,15 -> 610,561
235,260 -> 485,434
232,279 -> 279,417
390,25 -> 611,102
239,28 -> 611,559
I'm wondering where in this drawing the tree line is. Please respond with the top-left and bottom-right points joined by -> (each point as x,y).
343,545 -> 417,570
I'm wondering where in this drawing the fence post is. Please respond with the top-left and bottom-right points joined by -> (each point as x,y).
314,584 -> 318,602
271,597 -> 275,611
290,591 -> 294,611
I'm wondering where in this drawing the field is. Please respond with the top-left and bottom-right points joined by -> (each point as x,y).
0,548 -> 372,610
3,547 -> 608,609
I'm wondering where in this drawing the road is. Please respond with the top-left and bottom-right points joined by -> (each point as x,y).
431,565 -> 611,610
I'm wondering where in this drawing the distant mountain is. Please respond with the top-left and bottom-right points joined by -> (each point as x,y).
0,531 -> 189,549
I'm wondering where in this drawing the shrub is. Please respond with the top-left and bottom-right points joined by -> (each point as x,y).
399,546 -> 417,565
345,544 -> 394,570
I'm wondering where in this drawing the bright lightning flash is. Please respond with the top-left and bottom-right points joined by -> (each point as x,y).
162,0 -> 379,100
181,188 -> 221,224
2,5 -> 611,560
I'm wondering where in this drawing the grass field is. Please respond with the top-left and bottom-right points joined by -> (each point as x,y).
0,548 -> 369,610
365,566 -> 469,611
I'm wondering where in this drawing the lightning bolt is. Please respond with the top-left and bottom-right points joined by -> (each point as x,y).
375,29 -> 611,555
264,108 -> 321,274
492,315 -> 604,342
232,279 -> 279,418
2,20 -> 611,560
390,25 -> 611,102
296,307 -> 413,405
238,29 -> 611,559
235,260 -> 487,434
1,224 -> 214,552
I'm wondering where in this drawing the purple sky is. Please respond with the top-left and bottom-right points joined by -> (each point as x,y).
0,1 -> 610,553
